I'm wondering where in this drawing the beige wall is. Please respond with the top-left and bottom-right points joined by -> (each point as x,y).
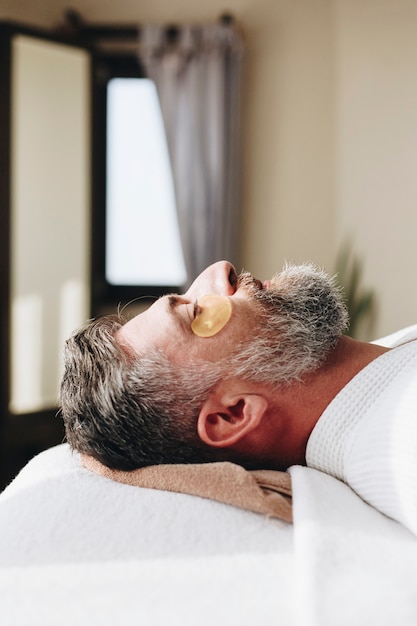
2,0 -> 417,338
334,0 -> 417,337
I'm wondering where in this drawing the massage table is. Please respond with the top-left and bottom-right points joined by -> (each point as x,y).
0,442 -> 416,624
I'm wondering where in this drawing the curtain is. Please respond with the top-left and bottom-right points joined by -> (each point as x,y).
140,21 -> 244,285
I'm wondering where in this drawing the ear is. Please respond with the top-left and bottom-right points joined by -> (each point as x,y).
197,386 -> 268,449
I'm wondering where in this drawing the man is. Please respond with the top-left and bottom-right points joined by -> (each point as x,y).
60,260 -> 417,533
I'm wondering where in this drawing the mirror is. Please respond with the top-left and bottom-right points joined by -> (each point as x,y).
0,22 -> 91,486
10,33 -> 91,413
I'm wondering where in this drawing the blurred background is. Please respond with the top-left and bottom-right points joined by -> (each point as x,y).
1,0 -> 417,486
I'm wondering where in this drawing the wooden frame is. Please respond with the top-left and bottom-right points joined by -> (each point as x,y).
0,21 -> 90,489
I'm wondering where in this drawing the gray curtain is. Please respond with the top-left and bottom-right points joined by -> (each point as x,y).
140,21 -> 244,285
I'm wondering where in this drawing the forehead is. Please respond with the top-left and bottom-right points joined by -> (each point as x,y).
117,296 -> 184,357
116,291 -> 254,363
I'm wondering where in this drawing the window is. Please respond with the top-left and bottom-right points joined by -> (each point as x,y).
106,78 -> 186,288
91,53 -> 186,310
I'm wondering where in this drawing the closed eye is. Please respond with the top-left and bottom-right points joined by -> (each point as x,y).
167,294 -> 198,326
193,299 -> 202,319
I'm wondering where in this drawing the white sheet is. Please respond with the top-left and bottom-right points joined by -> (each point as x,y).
290,466 -> 417,626
0,445 -> 294,625
1,444 -> 416,625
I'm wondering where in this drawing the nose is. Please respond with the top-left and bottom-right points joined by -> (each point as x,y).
184,261 -> 238,300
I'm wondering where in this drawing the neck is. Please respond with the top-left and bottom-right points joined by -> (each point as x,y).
251,336 -> 390,470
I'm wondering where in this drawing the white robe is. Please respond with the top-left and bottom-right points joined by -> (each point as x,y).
306,324 -> 417,535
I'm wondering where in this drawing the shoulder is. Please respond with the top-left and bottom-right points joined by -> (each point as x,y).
372,323 -> 417,348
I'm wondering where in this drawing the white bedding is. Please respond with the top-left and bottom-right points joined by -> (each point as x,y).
0,444 -> 416,625
290,466 -> 417,626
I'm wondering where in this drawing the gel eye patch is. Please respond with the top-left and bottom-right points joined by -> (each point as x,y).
191,294 -> 232,337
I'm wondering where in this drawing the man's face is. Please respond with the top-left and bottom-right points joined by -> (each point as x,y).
117,261 -> 265,364
117,260 -> 348,387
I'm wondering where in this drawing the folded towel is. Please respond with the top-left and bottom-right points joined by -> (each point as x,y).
80,455 -> 292,523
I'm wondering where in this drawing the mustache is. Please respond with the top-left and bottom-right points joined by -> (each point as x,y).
236,271 -> 264,292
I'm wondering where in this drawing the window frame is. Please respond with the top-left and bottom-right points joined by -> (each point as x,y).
91,51 -> 183,314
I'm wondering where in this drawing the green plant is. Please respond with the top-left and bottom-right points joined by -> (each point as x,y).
334,242 -> 376,339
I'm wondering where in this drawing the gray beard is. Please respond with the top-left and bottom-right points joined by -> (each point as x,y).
229,263 -> 349,386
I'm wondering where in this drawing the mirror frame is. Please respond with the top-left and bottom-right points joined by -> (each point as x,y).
0,21 -> 90,488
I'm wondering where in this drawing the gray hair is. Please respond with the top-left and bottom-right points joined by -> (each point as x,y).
60,263 -> 348,470
60,315 -> 226,470
232,263 -> 349,385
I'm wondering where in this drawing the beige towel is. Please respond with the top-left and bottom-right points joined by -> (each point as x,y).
81,455 -> 292,523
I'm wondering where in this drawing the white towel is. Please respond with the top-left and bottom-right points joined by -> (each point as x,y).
0,444 -> 294,626
290,466 -> 417,626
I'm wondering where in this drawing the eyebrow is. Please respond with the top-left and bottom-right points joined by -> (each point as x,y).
166,295 -> 189,330
167,294 -> 181,316
167,294 -> 180,309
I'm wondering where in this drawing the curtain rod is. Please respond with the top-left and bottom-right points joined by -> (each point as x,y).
60,8 -> 235,42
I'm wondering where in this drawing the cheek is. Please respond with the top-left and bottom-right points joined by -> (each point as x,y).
191,295 -> 232,338
192,318 -> 247,363
168,303 -> 255,365
168,331 -> 233,366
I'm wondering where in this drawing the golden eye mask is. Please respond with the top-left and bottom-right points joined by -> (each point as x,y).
191,294 -> 232,337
